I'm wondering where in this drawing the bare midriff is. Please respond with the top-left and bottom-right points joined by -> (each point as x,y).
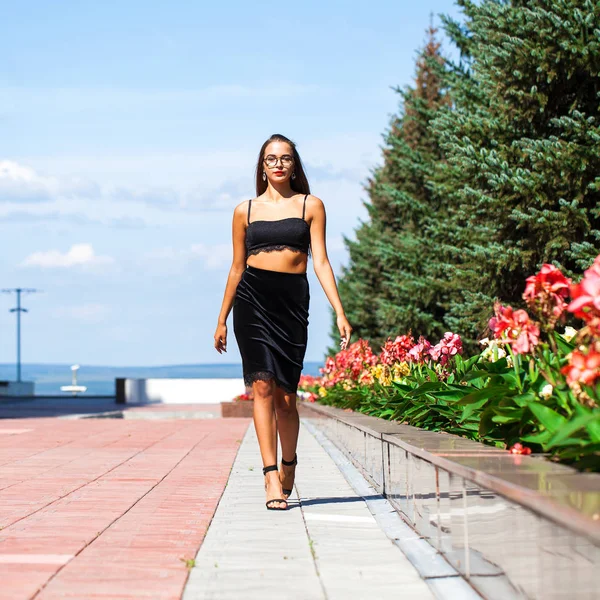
246,248 -> 308,274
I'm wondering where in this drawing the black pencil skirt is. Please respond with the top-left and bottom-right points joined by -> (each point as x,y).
233,265 -> 310,394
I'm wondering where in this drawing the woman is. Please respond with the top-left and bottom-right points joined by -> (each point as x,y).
214,133 -> 352,511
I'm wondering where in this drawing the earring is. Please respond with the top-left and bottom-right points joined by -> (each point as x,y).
262,172 -> 266,181
291,172 -> 296,180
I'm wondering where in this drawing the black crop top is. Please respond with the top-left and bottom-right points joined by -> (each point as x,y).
245,194 -> 311,257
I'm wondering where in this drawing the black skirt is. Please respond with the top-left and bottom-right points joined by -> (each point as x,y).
233,265 -> 310,394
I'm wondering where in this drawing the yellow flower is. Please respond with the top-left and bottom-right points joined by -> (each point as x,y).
393,362 -> 410,378
318,386 -> 327,397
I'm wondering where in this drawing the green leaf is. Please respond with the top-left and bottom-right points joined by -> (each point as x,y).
460,397 -> 489,422
491,415 -> 522,424
411,382 -> 446,395
528,403 -> 568,434
456,385 -> 507,405
511,392 -> 536,407
554,332 -> 576,354
585,417 -> 600,443
521,430 -> 553,444
546,415 -> 594,449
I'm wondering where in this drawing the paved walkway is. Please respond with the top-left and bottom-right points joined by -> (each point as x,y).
0,414 -> 249,599
184,422 -> 434,600
0,402 -> 443,599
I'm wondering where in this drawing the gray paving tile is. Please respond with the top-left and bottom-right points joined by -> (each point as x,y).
183,425 -> 323,600
296,421 -> 435,599
184,421 -> 435,600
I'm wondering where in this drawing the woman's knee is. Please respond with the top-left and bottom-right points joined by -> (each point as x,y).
253,379 -> 275,399
275,394 -> 298,417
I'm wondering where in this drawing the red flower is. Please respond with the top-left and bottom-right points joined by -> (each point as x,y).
489,302 -> 540,355
560,347 -> 600,386
568,255 -> 600,335
509,443 -> 532,455
320,338 -> 379,388
488,302 -> 515,338
523,263 -> 571,321
379,334 -> 415,365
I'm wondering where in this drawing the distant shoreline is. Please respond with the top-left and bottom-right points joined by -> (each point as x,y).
0,362 -> 323,396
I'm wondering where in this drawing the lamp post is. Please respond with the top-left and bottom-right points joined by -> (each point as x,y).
2,288 -> 39,383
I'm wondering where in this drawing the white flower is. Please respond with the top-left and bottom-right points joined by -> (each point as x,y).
481,340 -> 507,363
562,326 -> 577,342
479,337 -> 490,347
539,384 -> 553,400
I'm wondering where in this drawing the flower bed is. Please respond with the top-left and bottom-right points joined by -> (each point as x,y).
301,257 -> 600,471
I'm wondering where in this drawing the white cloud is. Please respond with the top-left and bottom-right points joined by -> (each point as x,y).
21,243 -> 114,269
0,160 -> 99,203
53,303 -> 111,323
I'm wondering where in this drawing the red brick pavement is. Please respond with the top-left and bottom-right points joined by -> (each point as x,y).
0,416 -> 250,599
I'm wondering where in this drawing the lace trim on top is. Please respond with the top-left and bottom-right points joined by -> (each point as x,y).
246,244 -> 309,257
244,370 -> 297,394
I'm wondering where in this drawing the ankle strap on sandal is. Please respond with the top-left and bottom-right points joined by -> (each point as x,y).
263,464 -> 278,475
281,454 -> 297,466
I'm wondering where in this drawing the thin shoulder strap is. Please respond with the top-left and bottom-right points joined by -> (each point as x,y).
302,193 -> 308,221
247,198 -> 252,225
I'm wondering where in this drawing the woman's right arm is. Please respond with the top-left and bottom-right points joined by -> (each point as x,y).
214,202 -> 248,354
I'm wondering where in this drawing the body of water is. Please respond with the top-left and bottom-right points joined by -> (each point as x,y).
0,362 -> 324,396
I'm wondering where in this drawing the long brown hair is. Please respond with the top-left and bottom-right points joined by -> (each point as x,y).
255,134 -> 311,196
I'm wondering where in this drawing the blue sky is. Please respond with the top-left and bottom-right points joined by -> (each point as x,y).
0,0 -> 463,367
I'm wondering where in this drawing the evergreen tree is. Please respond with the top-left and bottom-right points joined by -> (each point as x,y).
373,23 -> 453,347
328,21 -> 452,356
431,0 -> 600,344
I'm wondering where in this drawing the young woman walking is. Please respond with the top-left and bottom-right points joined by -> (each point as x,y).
214,133 -> 352,510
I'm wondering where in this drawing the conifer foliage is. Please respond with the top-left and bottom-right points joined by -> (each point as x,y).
332,1 -> 600,354
432,0 -> 600,343
329,23 -> 450,355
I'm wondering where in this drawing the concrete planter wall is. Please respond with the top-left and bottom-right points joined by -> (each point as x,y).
221,400 -> 254,418
300,402 -> 600,600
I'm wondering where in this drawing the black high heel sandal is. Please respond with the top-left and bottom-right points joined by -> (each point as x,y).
280,454 -> 298,498
263,465 -> 288,510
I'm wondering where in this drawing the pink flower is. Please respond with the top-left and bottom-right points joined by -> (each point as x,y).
560,347 -> 600,386
430,332 -> 463,366
568,255 -> 600,335
488,302 -> 515,338
511,310 -> 541,354
523,263 -> 571,321
489,302 -> 540,355
407,336 -> 432,364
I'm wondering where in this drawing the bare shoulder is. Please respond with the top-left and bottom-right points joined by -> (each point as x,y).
305,193 -> 325,215
234,199 -> 251,220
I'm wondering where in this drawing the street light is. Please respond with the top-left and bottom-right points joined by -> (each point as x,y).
2,288 -> 40,383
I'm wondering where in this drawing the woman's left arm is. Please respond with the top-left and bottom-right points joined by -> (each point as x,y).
308,194 -> 353,350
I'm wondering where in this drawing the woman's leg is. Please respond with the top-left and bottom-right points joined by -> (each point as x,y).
253,378 -> 286,508
274,386 -> 300,495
